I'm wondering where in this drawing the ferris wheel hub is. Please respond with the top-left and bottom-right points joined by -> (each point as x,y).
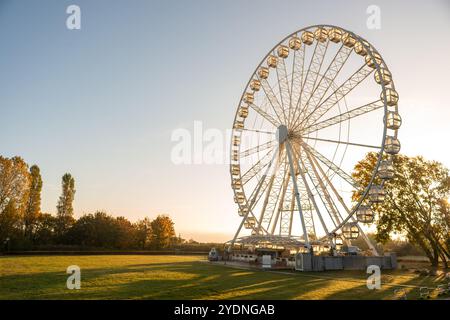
276,124 -> 289,143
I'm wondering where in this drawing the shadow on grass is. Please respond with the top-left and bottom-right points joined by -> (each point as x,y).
1,260 -> 448,300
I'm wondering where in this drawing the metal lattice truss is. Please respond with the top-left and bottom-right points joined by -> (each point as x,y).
229,25 -> 401,255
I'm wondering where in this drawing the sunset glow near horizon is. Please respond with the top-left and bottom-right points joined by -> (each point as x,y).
1,0 -> 449,242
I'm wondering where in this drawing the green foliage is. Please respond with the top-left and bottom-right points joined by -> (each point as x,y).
150,215 -> 176,249
352,153 -> 450,266
0,156 -> 31,217
34,213 -> 58,245
134,217 -> 152,249
0,201 -> 21,246
56,173 -> 76,236
0,156 -> 186,251
24,165 -> 43,239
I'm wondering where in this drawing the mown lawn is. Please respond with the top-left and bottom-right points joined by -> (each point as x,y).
0,255 -> 447,300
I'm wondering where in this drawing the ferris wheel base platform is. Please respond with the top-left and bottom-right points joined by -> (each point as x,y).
295,252 -> 397,272
224,235 -> 397,272
226,235 -> 323,249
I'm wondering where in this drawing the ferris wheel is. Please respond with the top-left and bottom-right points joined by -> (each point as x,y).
227,25 -> 401,255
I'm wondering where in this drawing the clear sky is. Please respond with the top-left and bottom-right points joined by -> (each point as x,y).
1,0 -> 449,242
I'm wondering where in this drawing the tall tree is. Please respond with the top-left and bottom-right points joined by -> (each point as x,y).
56,173 -> 76,236
24,165 -> 43,240
0,156 -> 30,247
0,156 -> 30,216
150,215 -> 175,249
352,153 -> 450,267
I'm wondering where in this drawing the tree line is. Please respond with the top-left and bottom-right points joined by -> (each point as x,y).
0,156 -> 179,251
1,154 -> 449,267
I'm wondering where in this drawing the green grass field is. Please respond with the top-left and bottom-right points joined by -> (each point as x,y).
0,255 -> 447,300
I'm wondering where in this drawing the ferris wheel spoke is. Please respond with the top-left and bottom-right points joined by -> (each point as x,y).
292,145 -> 330,220
285,141 -> 312,245
269,170 -> 291,235
247,153 -> 279,214
240,140 -> 276,158
279,188 -> 295,236
258,78 -> 286,124
249,103 -> 279,127
241,128 -> 276,135
289,45 -> 306,128
297,64 -> 375,130
276,58 -> 291,120
302,136 -> 381,149
302,99 -> 384,135
290,146 -> 326,237
258,155 -> 288,232
291,40 -> 329,127
303,150 -> 345,227
240,147 -> 280,236
294,44 -> 353,128
301,142 -> 359,189
308,153 -> 379,255
241,148 -> 274,185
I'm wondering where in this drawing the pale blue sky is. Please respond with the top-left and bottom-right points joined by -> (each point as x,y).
1,0 -> 449,241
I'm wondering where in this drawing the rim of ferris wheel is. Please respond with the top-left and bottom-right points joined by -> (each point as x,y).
227,25 -> 400,255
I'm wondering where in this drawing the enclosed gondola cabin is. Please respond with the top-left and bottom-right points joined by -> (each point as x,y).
375,68 -> 392,85
250,79 -> 261,92
342,223 -> 359,240
382,88 -> 399,106
289,36 -> 302,50
231,164 -> 240,176
356,205 -> 375,223
385,136 -> 401,154
378,160 -> 395,180
267,55 -> 278,68
386,112 -> 402,130
244,217 -> 257,229
238,207 -> 248,217
258,67 -> 269,79
232,136 -> 241,146
277,45 -> 289,58
231,179 -> 242,189
234,192 -> 245,204
365,52 -> 382,68
314,27 -> 328,43
238,106 -> 249,119
232,150 -> 239,162
233,120 -> 244,130
342,32 -> 356,48
301,31 -> 314,45
369,184 -> 386,203
328,28 -> 342,43
354,40 -> 369,56
244,92 -> 254,104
